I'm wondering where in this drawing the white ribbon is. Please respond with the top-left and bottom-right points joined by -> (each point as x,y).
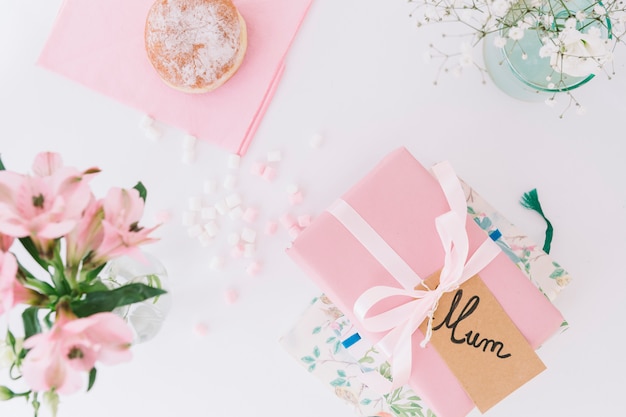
327,161 -> 502,392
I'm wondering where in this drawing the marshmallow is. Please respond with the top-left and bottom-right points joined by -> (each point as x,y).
228,153 -> 241,169
261,166 -> 277,182
264,220 -> 278,236
242,207 -> 259,223
286,184 -> 299,195
246,261 -> 262,276
243,243 -> 256,259
309,133 -> 324,149
214,200 -> 229,215
201,206 -> 217,220
182,210 -> 198,226
143,125 -> 162,141
139,114 -> 154,129
183,134 -> 197,150
227,233 -> 241,246
229,206 -> 244,220
279,214 -> 296,229
230,244 -> 244,259
223,174 -> 238,190
203,221 -> 219,238
197,232 -> 213,247
223,288 -> 239,304
225,193 -> 242,208
209,256 -> 225,270
288,225 -> 302,240
298,214 -> 312,228
289,190 -> 304,205
266,150 -> 282,162
187,224 -> 203,238
241,227 -> 257,243
188,196 -> 203,211
250,162 -> 266,177
203,179 -> 217,194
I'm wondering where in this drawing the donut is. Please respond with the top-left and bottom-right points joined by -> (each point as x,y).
145,0 -> 248,93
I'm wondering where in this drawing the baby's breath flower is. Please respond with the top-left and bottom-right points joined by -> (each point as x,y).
508,27 -> 525,40
493,36 -> 508,48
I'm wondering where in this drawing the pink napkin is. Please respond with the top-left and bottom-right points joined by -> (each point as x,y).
38,0 -> 314,154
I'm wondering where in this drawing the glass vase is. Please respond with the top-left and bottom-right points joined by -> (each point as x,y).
483,0 -> 610,101
98,253 -> 172,343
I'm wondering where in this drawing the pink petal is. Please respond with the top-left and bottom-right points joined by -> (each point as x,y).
32,152 -> 64,177
37,220 -> 78,239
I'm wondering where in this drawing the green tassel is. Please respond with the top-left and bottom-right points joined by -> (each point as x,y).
520,188 -> 553,254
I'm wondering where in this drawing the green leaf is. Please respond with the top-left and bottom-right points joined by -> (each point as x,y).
133,181 -> 147,202
307,363 -> 316,372
78,280 -> 110,294
22,307 -> 42,340
549,268 -> 564,279
18,237 -> 48,271
325,336 -> 336,343
360,398 -> 371,405
313,346 -> 320,358
301,356 -> 315,364
87,368 -> 97,392
6,330 -> 16,348
84,263 -> 107,282
0,155 -> 5,171
337,370 -> 346,378
329,377 -> 346,387
427,409 -> 437,417
70,283 -> 166,317
358,356 -> 375,364
333,340 -> 341,354
311,326 -> 321,335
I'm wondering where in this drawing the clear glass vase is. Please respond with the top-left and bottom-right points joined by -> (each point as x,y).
98,253 -> 172,343
483,0 -> 610,101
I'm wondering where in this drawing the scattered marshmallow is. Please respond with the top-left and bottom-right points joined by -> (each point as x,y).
214,200 -> 229,215
309,133 -> 324,149
229,206 -> 244,220
223,288 -> 239,304
154,210 -> 171,224
280,214 -> 296,229
246,261 -> 262,276
223,174 -> 238,190
230,244 -> 244,259
286,184 -> 299,195
188,196 -> 203,211
182,149 -> 196,165
242,207 -> 259,223
182,211 -> 199,226
203,179 -> 218,194
193,321 -> 210,337
225,193 -> 242,209
261,165 -> 277,182
209,256 -> 225,270
139,114 -> 154,130
243,243 -> 256,259
289,190 -> 304,205
288,225 -> 302,240
266,150 -> 282,162
298,214 -> 312,228
201,206 -> 217,220
198,232 -> 213,247
203,221 -> 219,238
227,233 -> 241,246
251,162 -> 266,177
265,220 -> 278,236
183,134 -> 197,151
143,125 -> 162,141
187,224 -> 203,238
241,227 -> 257,243
228,154 -> 241,169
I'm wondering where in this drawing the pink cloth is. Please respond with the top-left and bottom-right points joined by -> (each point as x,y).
38,0 -> 314,154
288,148 -> 564,417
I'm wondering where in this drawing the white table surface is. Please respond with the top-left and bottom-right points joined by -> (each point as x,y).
1,0 -> 625,416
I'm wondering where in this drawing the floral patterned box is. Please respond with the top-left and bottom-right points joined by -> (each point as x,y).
280,157 -> 570,417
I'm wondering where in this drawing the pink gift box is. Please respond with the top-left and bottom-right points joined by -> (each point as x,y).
287,147 -> 564,417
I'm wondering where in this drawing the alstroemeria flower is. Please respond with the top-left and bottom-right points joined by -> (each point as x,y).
87,188 -> 159,266
548,28 -> 612,77
21,309 -> 133,395
0,250 -> 28,315
0,152 -> 99,255
65,196 -> 105,268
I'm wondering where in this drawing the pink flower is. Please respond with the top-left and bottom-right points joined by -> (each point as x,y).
88,188 -> 159,266
21,309 -> 133,395
0,250 -> 20,314
0,152 -> 99,255
0,233 -> 14,252
65,196 -> 105,268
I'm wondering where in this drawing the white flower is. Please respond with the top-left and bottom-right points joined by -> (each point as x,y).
491,0 -> 511,17
550,29 -> 612,77
459,42 -> 473,67
576,10 -> 587,21
493,36 -> 508,48
565,18 -> 578,30
594,4 -> 607,15
542,14 -> 554,28
508,26 -> 525,40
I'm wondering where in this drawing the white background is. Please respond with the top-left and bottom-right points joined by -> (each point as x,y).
1,0 -> 625,416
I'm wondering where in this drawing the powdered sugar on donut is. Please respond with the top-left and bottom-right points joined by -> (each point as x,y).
146,0 -> 242,91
